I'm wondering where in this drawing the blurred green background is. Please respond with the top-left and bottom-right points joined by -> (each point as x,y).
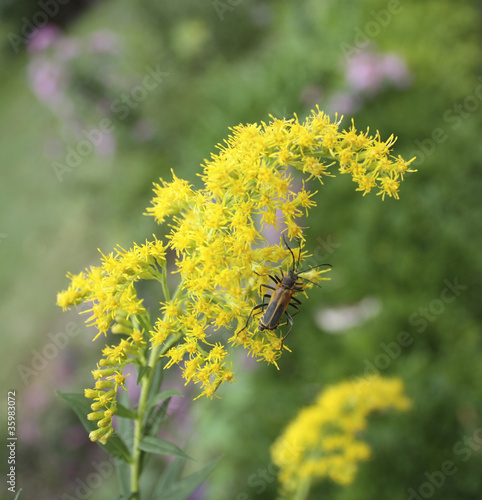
1,0 -> 481,499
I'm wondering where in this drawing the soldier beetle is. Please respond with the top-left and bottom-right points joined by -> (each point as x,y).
237,237 -> 331,344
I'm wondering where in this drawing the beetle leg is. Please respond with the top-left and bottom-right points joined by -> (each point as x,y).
287,304 -> 301,317
290,296 -> 302,306
279,312 -> 295,349
259,284 -> 275,304
268,274 -> 282,285
236,303 -> 267,335
261,295 -> 272,306
260,283 -> 276,294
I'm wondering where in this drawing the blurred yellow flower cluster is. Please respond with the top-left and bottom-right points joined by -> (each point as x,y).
270,375 -> 411,497
58,108 -> 415,417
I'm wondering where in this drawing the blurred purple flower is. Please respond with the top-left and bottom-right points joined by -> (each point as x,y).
381,53 -> 412,88
24,384 -> 49,411
20,384 -> 49,445
21,419 -> 41,445
346,51 -> 382,93
345,50 -> 412,94
124,364 -> 141,402
28,59 -> 65,103
327,91 -> 362,115
63,424 -> 89,449
95,131 -> 116,156
27,24 -> 60,53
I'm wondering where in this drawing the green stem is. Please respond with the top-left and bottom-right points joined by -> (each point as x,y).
129,274 -> 184,498
293,477 -> 312,500
130,341 -> 163,498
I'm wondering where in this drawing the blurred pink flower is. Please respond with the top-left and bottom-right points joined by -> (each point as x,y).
381,53 -> 412,88
28,59 -> 65,103
346,51 -> 383,92
345,50 -> 411,94
20,419 -> 42,445
27,24 -> 60,53
327,91 -> 362,115
95,131 -> 116,156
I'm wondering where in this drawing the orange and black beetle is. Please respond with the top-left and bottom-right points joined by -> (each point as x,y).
237,237 -> 331,342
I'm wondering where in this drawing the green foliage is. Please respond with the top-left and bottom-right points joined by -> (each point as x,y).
1,0 -> 481,498
58,392 -> 133,463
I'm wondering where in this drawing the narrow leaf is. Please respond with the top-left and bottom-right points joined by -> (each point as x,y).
159,456 -> 222,500
116,402 -> 137,420
143,398 -> 170,438
155,457 -> 185,495
137,365 -> 151,385
138,436 -> 193,460
147,389 -> 183,412
147,358 -> 165,400
115,456 -> 131,494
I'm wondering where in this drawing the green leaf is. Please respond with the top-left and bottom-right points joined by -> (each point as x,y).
142,390 -> 182,449
143,398 -> 170,439
156,457 -> 185,495
137,365 -> 151,385
147,389 -> 183,411
116,402 -> 137,419
138,436 -> 193,460
115,458 -> 131,496
13,489 -> 22,500
57,392 -> 132,463
139,391 -> 180,475
147,358 -> 165,400
158,456 -> 222,500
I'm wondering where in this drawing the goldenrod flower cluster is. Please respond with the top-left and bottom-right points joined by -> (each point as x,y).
146,109 -> 413,390
57,108 -> 414,436
270,376 -> 411,497
57,240 -> 167,442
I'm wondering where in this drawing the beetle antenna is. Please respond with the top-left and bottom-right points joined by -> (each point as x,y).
298,264 -> 332,289
282,235 -> 297,272
300,277 -> 322,288
298,263 -> 332,274
296,238 -> 302,272
298,263 -> 332,286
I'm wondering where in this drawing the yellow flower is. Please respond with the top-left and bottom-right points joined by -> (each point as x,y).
145,171 -> 195,224
270,375 -> 411,497
57,107 -> 415,430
